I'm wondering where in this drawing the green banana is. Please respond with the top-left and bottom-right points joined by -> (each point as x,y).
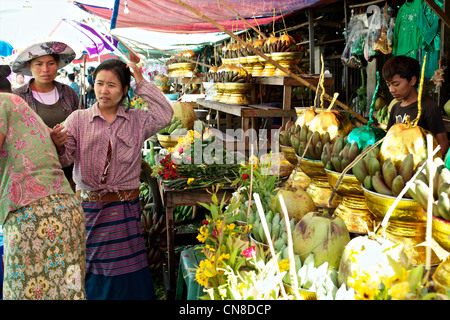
399,153 -> 414,182
353,159 -> 369,184
347,142 -> 360,163
363,175 -> 373,190
372,171 -> 393,196
391,175 -> 405,197
368,156 -> 381,176
381,158 -> 397,189
414,180 -> 431,209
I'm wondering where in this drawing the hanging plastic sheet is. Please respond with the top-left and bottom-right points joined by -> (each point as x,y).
74,0 -> 335,33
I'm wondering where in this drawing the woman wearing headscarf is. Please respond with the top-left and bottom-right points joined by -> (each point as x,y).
0,91 -> 86,300
12,41 -> 80,190
53,59 -> 173,300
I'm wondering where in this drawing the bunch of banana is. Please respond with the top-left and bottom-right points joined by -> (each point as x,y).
293,124 -> 330,161
204,69 -> 254,83
174,205 -> 193,222
376,104 -> 390,125
408,157 -> 450,221
249,210 -> 295,252
158,118 -> 183,135
262,35 -> 297,53
278,120 -> 296,146
352,147 -> 415,198
141,207 -> 167,271
321,135 -> 360,173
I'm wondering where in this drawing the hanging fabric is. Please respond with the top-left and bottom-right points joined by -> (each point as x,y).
341,10 -> 368,68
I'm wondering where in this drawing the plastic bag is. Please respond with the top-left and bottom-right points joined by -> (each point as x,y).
373,5 -> 395,55
364,5 -> 382,62
342,11 -> 368,68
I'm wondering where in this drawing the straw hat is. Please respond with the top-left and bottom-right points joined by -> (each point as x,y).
12,41 -> 75,76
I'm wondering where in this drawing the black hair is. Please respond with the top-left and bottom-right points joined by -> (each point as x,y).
382,55 -> 420,88
68,73 -> 75,81
0,65 -> 12,93
88,66 -> 95,74
93,59 -> 131,108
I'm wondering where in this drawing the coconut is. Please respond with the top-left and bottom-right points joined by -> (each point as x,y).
171,102 -> 197,130
337,236 -> 409,288
270,187 -> 316,224
292,211 -> 350,269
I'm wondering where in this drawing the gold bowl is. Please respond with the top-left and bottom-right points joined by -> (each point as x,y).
362,186 -> 440,265
157,133 -> 182,149
297,156 -> 340,208
432,216 -> 450,252
432,216 -> 450,294
167,62 -> 196,77
326,169 -> 376,234
270,52 -> 303,76
220,82 -> 253,105
212,82 -> 225,102
298,157 -> 326,180
362,186 -> 425,223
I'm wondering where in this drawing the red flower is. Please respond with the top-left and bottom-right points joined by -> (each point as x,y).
242,246 -> 256,258
242,173 -> 249,181
212,229 -> 219,238
202,219 -> 209,225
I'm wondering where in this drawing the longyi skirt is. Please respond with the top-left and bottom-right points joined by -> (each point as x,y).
82,197 -> 155,300
2,194 -> 86,300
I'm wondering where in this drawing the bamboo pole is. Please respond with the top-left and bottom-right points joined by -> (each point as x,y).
172,0 -> 367,124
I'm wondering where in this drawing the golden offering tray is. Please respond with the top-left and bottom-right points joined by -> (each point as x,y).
326,169 -> 377,234
298,157 -> 341,208
270,52 -> 303,76
432,217 -> 450,294
167,62 -> 196,77
219,82 -> 253,105
246,55 -> 263,76
362,186 -> 441,266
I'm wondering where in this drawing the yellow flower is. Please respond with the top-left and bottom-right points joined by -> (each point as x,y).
187,178 -> 194,185
278,259 -> 290,272
389,281 -> 410,300
347,270 -> 378,300
215,220 -> 223,231
226,223 -> 235,231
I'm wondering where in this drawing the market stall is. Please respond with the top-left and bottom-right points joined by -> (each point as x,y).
3,0 -> 450,302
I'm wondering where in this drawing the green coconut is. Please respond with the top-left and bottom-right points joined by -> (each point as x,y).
270,187 -> 316,224
292,211 -> 350,269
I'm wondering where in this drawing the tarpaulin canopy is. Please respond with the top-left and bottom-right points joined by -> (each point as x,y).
74,0 -> 334,33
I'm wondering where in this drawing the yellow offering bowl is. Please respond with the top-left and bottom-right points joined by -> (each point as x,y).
325,169 -> 377,234
432,216 -> 450,294
362,186 -> 441,265
298,157 -> 341,209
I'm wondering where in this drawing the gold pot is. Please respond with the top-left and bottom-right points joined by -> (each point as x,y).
271,52 -> 303,76
259,54 -> 276,77
281,145 -> 297,165
326,169 -> 377,234
246,55 -> 263,76
298,157 -> 341,208
363,186 -> 441,265
157,133 -> 182,149
431,216 -> 450,294
220,82 -> 253,105
167,62 -> 196,77
212,82 -> 225,102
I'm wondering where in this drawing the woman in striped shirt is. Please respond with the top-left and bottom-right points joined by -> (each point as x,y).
53,59 -> 173,299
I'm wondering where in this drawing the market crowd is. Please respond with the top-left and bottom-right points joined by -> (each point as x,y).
0,41 -> 173,300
